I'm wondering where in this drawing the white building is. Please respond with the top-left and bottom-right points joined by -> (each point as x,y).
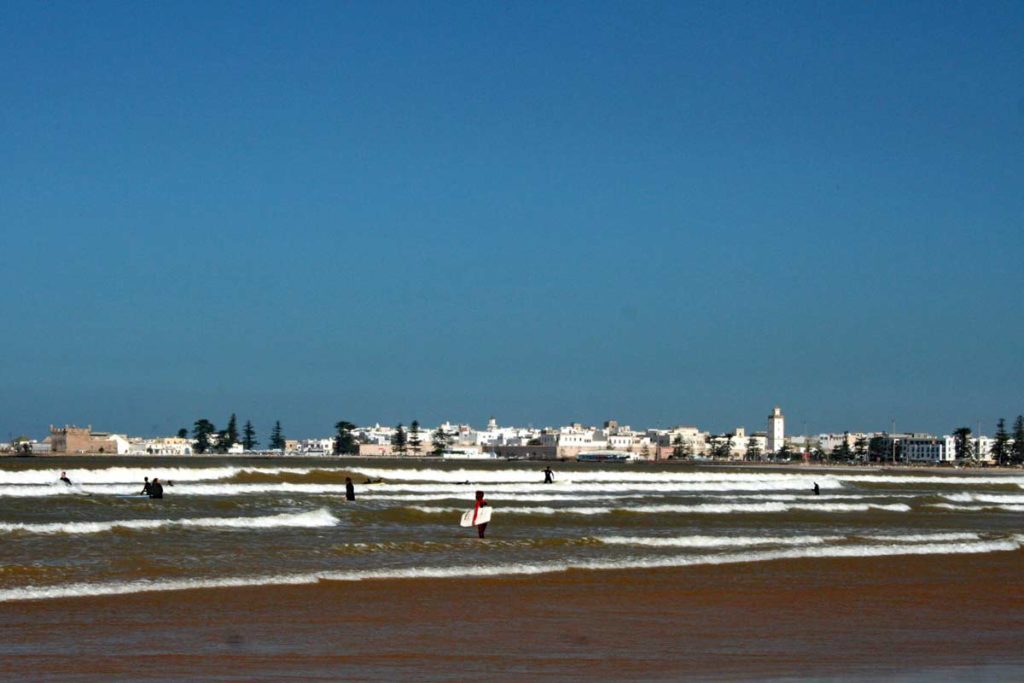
296,439 -> 333,455
652,426 -> 709,456
818,432 -> 854,454
974,436 -> 993,463
902,436 -> 956,464
128,437 -> 193,456
468,417 -> 533,448
767,407 -> 785,453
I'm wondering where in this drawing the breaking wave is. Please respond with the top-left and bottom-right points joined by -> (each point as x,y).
928,503 -> 1024,513
941,493 -> 1024,504
0,508 -> 338,535
0,538 -> 1017,603
597,534 -> 841,548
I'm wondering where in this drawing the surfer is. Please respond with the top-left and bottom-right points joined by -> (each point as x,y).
59,471 -> 73,486
813,482 -> 820,495
473,490 -> 489,539
543,466 -> 554,484
345,477 -> 356,501
140,477 -> 152,496
148,478 -> 164,499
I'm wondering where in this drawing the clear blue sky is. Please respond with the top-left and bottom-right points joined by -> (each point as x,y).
2,1 -> 1022,440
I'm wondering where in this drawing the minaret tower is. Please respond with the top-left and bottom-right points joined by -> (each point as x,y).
767,406 -> 785,453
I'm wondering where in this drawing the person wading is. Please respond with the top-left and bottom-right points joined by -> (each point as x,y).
472,490 -> 489,539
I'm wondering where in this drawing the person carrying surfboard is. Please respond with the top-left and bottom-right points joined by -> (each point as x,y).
472,490 -> 489,539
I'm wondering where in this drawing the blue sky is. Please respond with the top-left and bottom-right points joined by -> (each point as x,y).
2,1 -> 1022,440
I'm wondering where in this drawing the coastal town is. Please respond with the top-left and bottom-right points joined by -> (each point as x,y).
5,407 -> 1023,466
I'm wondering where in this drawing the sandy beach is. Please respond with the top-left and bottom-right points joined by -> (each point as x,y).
2,551 -> 1022,681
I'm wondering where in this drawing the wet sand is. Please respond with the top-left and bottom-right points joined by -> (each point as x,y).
2,550 -> 1021,681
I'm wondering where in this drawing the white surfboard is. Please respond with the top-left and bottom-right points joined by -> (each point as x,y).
460,506 -> 492,527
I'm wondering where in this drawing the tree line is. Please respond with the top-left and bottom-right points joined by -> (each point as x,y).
331,419 -> 458,456
988,416 -> 1024,466
835,416 -> 1024,465
182,414 -> 286,454
349,420 -> 456,456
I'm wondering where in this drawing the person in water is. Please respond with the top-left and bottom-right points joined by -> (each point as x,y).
148,478 -> 164,499
813,482 -> 820,495
140,477 -> 152,496
543,466 -> 554,484
472,490 -> 489,539
345,477 -> 356,501
59,471 -> 72,486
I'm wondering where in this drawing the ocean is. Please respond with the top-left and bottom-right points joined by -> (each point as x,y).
1,456 -> 1022,680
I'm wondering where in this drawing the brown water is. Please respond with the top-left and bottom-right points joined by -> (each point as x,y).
1,457 -> 1022,680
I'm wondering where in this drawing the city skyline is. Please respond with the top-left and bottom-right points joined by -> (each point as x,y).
3,2 -> 1022,439
8,406 -> 1018,443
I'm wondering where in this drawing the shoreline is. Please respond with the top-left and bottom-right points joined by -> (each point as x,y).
2,552 -> 1021,681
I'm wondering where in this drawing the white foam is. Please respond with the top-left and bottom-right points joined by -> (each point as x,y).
717,493 -> 915,501
834,474 -> 1024,486
0,482 -> 358,498
791,503 -> 912,512
0,539 -> 1017,603
350,466 -> 1024,488
0,509 -> 338,535
597,535 -> 840,548
942,493 -> 1024,504
0,466 -> 333,487
405,502 -> 910,515
928,503 -> 1024,513
0,485 -> 93,498
862,532 -> 981,543
628,503 -> 789,514
0,467 -> 242,485
349,467 -> 847,488
366,493 -> 645,503
373,481 -> 845,494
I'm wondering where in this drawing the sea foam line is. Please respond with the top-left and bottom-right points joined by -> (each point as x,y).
349,467 -> 847,487
942,493 -> 1024,504
349,467 -> 1024,487
597,535 -> 843,548
0,483 -> 361,498
598,532 -> 984,548
928,503 -> 1024,513
369,481 -> 847,493
0,539 -> 1017,603
860,532 -> 981,543
0,480 -> 860,498
0,466 -> 317,486
0,509 -> 338,536
407,502 -> 911,515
